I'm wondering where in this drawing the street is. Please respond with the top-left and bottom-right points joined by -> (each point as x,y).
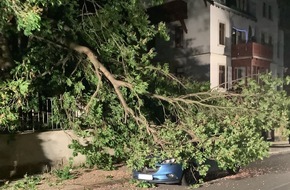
156,152 -> 290,190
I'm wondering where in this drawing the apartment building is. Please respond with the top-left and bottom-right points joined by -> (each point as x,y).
149,0 -> 284,89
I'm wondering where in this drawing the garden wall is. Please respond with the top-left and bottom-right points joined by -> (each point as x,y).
0,130 -> 86,179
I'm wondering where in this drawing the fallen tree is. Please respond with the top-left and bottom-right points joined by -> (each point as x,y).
0,0 -> 289,177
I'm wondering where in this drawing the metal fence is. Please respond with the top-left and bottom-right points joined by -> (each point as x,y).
19,97 -> 62,132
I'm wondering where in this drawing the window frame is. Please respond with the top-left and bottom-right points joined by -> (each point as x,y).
219,65 -> 226,88
261,32 -> 266,44
219,22 -> 225,45
234,67 -> 246,82
268,35 -> 272,46
263,2 -> 267,18
268,5 -> 272,20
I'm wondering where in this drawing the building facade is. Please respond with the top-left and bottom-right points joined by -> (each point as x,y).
150,0 -> 284,89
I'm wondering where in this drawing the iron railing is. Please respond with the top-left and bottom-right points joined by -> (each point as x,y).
18,97 -> 62,132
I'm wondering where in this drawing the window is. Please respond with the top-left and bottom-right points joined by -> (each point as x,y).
219,65 -> 226,88
263,3 -> 272,20
268,35 -> 272,46
248,25 -> 254,42
263,2 -> 266,17
242,0 -> 246,10
227,0 -> 248,12
236,0 -> 242,10
253,67 -> 268,83
268,5 -> 272,20
237,31 -> 243,43
240,0 -> 247,11
251,2 -> 256,17
232,28 -> 237,45
234,67 -> 246,82
219,23 -> 225,45
175,26 -> 184,48
261,32 -> 266,44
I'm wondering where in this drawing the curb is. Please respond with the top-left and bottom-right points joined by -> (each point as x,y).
269,141 -> 290,156
269,149 -> 290,156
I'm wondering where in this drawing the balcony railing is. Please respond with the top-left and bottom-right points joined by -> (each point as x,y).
232,42 -> 273,60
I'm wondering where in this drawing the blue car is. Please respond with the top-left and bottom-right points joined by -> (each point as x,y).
133,158 -> 239,185
133,158 -> 201,185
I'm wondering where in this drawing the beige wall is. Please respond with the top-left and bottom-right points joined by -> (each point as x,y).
0,130 -> 86,179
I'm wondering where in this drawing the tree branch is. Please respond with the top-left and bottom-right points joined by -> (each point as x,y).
32,36 -> 152,133
69,43 -> 134,118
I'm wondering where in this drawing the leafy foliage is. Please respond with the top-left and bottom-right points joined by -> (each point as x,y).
0,78 -> 31,131
0,0 -> 289,182
53,158 -> 75,180
2,174 -> 40,190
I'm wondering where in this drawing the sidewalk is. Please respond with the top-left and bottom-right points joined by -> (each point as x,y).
269,141 -> 290,155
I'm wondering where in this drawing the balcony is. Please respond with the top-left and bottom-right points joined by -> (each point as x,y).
232,42 -> 273,60
147,0 -> 187,24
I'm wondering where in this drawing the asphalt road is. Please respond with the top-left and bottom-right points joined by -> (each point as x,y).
156,152 -> 290,190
